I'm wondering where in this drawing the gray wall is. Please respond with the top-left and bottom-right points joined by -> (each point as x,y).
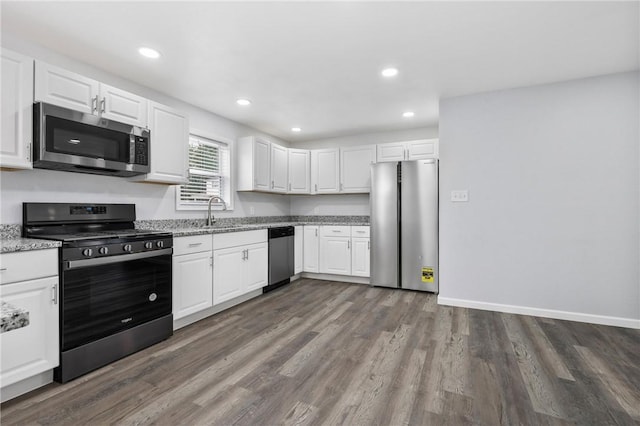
438,71 -> 639,326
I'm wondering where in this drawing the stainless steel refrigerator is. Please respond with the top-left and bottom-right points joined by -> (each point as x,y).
370,160 -> 438,292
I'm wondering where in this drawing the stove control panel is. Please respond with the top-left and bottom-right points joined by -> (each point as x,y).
62,236 -> 173,262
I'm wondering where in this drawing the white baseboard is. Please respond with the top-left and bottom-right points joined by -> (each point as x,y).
300,272 -> 370,285
1,370 -> 53,403
437,296 -> 640,329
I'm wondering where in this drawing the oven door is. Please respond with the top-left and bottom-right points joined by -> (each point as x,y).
60,249 -> 172,352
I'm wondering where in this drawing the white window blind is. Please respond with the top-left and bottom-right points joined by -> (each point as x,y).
177,135 -> 231,209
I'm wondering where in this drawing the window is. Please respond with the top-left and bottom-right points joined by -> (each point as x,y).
176,134 -> 232,210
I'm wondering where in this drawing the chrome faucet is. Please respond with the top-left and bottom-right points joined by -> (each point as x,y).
206,196 -> 227,226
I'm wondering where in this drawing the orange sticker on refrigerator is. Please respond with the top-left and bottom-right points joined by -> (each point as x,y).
421,267 -> 434,283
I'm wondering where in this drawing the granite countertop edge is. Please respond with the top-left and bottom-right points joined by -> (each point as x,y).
0,238 -> 62,254
142,221 -> 370,238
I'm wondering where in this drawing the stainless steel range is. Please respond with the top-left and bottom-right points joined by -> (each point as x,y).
23,203 -> 173,383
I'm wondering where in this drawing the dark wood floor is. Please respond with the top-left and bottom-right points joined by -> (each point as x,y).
2,279 -> 639,425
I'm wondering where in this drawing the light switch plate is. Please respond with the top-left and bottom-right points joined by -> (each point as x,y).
451,190 -> 469,202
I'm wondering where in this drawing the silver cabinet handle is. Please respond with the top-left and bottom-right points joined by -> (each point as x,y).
289,183 -> 292,191
314,184 -> 318,192
271,180 -> 274,189
315,229 -> 318,237
368,241 -> 370,250
347,240 -> 350,249
210,256 -> 213,267
332,230 -> 341,233
100,98 -> 106,113
246,249 -> 249,260
92,96 -> 98,113
0,267 -> 7,272
52,283 -> 58,305
340,183 -> 344,191
188,242 -> 203,247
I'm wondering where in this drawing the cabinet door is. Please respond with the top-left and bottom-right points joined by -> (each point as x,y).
213,246 -> 244,305
376,142 -> 406,162
0,276 -> 59,387
288,149 -> 310,194
99,84 -> 147,127
351,237 -> 370,277
172,251 -> 213,320
294,226 -> 303,274
134,101 -> 188,184
35,61 -> 98,114
1,48 -> 33,170
340,145 -> 376,193
406,139 -> 438,160
303,226 -> 319,273
244,242 -> 268,293
312,149 -> 340,194
319,236 -> 351,275
270,143 -> 288,193
253,138 -> 271,191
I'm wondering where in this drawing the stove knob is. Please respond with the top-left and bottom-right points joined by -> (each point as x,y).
123,244 -> 132,252
99,247 -> 109,255
156,241 -> 164,248
144,242 -> 153,249
82,248 -> 93,257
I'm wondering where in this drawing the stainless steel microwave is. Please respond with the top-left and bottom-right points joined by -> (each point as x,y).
33,102 -> 150,177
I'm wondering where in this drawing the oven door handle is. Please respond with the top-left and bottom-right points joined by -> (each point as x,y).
64,248 -> 173,270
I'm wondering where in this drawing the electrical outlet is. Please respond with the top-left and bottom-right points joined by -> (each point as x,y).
451,190 -> 469,202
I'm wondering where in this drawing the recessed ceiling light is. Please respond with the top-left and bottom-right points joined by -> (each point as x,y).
138,47 -> 161,59
291,127 -> 301,132
381,68 -> 398,77
403,111 -> 415,118
236,99 -> 251,106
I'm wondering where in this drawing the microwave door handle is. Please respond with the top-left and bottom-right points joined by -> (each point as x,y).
130,134 -> 136,163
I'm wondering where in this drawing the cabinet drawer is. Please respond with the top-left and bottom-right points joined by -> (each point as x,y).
320,226 -> 351,237
213,229 -> 267,250
351,226 -> 370,237
0,249 -> 58,285
173,235 -> 213,256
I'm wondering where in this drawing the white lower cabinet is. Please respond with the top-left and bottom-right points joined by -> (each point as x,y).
294,226 -> 303,274
0,249 -> 59,395
303,226 -> 320,273
351,238 -> 370,277
319,226 -> 351,276
172,235 -> 214,320
213,230 -> 268,305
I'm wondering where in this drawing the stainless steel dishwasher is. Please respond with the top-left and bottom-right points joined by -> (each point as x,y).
265,226 -> 295,292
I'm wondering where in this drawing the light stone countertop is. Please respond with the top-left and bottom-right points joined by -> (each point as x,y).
0,238 -> 62,254
0,300 -> 30,333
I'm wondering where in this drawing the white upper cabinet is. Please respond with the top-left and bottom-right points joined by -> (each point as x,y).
270,143 -> 288,193
377,139 -> 439,162
99,84 -> 147,128
35,61 -> 98,114
237,136 -> 272,192
311,148 -> 340,194
340,145 -> 376,193
288,149 -> 310,194
35,61 -> 147,127
1,48 -> 33,170
131,101 -> 188,184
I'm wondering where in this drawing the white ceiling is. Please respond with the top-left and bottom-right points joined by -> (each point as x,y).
2,1 -> 638,142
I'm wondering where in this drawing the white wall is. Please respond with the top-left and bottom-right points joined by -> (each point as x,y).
0,34 -> 290,223
289,126 -> 438,216
438,71 -> 640,327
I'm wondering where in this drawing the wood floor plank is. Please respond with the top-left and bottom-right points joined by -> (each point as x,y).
2,279 -> 639,426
